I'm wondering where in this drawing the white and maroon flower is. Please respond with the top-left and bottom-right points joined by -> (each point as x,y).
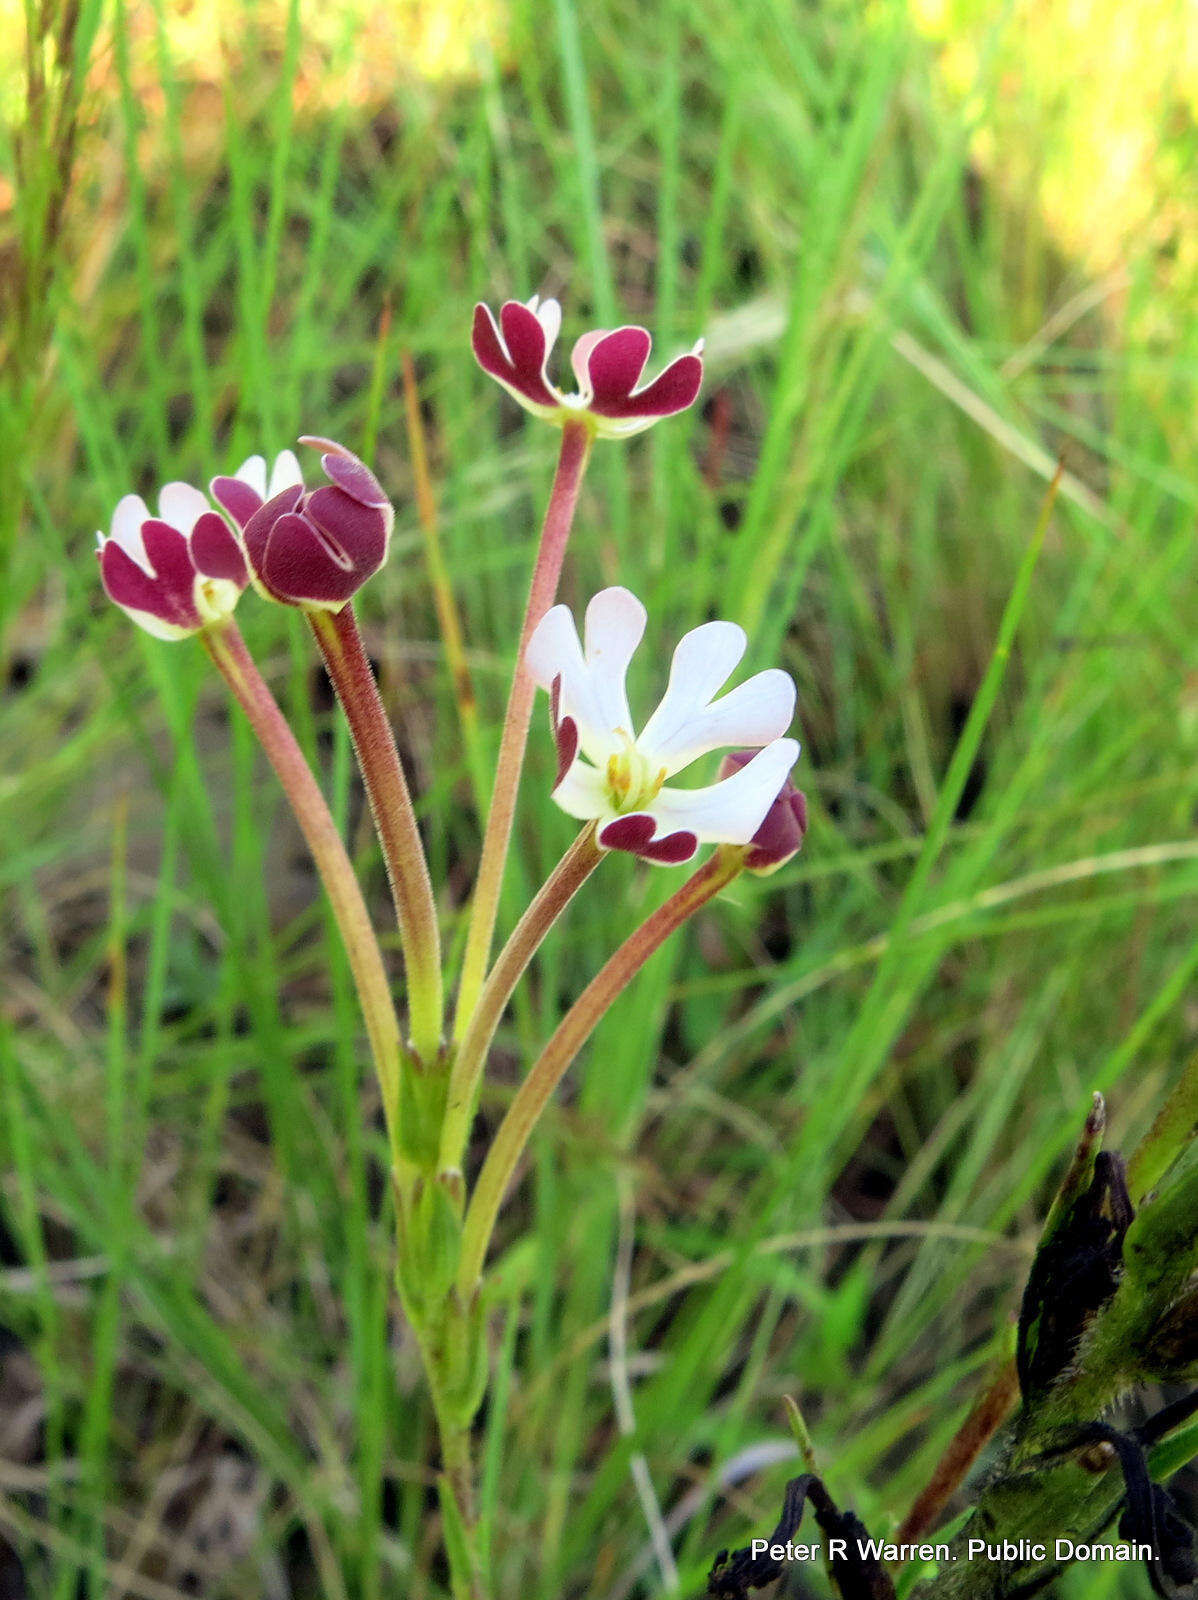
211,438 -> 393,610
472,296 -> 703,438
525,587 -> 799,865
97,481 -> 249,640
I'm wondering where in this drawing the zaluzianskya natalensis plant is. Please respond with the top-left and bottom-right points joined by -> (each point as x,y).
92,293 -> 803,1600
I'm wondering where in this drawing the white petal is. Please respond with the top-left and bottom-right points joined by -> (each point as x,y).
645,668 -> 795,776
549,758 -> 611,820
582,586 -> 646,740
526,593 -> 644,765
637,619 -> 748,773
648,738 -> 800,844
535,297 -> 562,352
108,494 -> 152,568
158,481 -> 210,535
235,455 -> 268,499
268,449 -> 304,496
113,603 -> 195,641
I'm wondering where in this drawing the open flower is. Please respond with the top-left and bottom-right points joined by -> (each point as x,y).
211,438 -> 393,610
719,751 -> 808,873
97,482 -> 249,640
526,587 -> 799,865
472,297 -> 703,438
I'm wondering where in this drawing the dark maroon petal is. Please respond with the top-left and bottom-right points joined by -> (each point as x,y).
598,813 -> 699,865
242,485 -> 307,593
140,520 -> 201,607
258,511 -> 362,607
549,674 -> 580,786
305,486 -> 388,576
584,326 -> 651,408
471,302 -> 558,408
190,511 -> 248,585
317,449 -> 388,509
210,476 -> 264,530
554,715 -> 579,787
99,541 -> 198,629
589,348 -> 703,421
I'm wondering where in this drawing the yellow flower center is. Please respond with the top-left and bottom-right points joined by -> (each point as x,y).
604,734 -> 666,814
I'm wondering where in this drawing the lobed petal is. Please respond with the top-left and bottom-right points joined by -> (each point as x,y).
211,473 -> 266,530
526,588 -> 647,765
299,437 -> 388,508
108,494 -> 153,567
583,327 -> 651,410
550,758 -> 611,821
267,450 -> 304,497
581,586 -> 646,740
252,509 -> 360,608
99,530 -> 200,637
158,481 -> 211,536
597,812 -> 699,865
638,619 -> 748,772
472,301 -> 561,414
645,667 -> 795,776
648,738 -> 800,846
190,510 -> 249,586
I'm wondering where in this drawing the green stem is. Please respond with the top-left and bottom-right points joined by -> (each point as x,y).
457,847 -> 744,1294
439,824 -> 603,1175
1127,1052 -> 1198,1201
452,420 -> 593,1042
309,603 -> 443,1064
203,622 -> 403,1160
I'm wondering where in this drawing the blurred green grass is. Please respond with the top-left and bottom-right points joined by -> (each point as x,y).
1,0 -> 1197,1595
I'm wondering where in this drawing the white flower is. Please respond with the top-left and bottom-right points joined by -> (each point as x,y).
525,587 -> 799,865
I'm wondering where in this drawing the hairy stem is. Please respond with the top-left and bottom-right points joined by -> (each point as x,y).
452,420 -> 593,1040
309,603 -> 443,1064
203,623 -> 403,1157
439,824 -> 603,1175
457,847 -> 744,1294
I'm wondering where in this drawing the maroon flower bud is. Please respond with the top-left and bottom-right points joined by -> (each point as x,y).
719,749 -> 808,872
211,438 -> 393,611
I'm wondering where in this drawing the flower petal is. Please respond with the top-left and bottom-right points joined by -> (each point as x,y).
583,326 -> 651,410
569,328 -> 607,396
527,588 -> 647,763
597,813 -> 699,865
637,619 -> 747,772
648,738 -> 800,845
211,474 -> 265,530
108,494 -> 152,567
298,437 -> 389,508
267,449 -> 304,497
646,667 -> 795,776
235,455 -> 268,498
98,540 -> 197,637
157,481 -> 211,536
582,585 -> 646,740
190,511 -> 249,585
550,758 -> 611,821
472,301 -> 561,414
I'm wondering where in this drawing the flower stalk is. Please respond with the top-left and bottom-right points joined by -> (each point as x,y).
439,823 -> 603,1176
453,418 -> 593,1038
456,845 -> 746,1295
308,602 -> 444,1065
202,622 -> 404,1158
